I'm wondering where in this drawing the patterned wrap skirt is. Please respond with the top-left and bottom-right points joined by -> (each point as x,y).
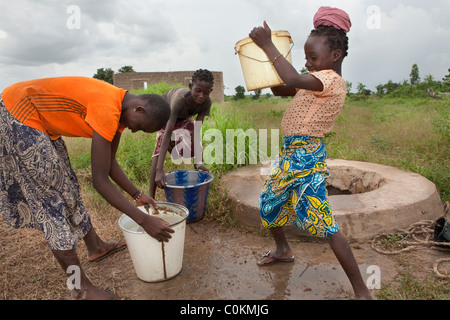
259,135 -> 339,237
152,117 -> 197,159
0,95 -> 92,250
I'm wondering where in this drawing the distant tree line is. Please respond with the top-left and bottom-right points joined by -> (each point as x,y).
93,65 -> 135,84
232,64 -> 450,100
349,64 -> 450,99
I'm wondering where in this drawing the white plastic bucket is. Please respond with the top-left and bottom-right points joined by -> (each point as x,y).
118,202 -> 188,282
235,30 -> 293,91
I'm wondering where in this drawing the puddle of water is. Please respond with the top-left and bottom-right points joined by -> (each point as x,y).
122,222 -> 382,300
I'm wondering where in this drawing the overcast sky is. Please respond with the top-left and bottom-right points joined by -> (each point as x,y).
0,0 -> 449,95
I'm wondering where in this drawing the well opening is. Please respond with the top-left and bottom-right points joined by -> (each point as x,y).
326,166 -> 387,195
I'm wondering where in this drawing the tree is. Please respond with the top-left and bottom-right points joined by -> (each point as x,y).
443,69 -> 450,84
118,65 -> 136,73
409,63 -> 420,87
346,81 -> 352,95
252,89 -> 262,100
234,85 -> 246,100
442,68 -> 450,91
421,74 -> 439,92
357,82 -> 371,95
384,80 -> 399,94
93,67 -> 114,84
375,84 -> 385,96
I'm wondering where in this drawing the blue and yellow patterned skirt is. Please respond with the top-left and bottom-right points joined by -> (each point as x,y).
259,135 -> 339,237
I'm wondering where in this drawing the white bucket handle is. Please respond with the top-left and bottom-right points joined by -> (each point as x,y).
235,42 -> 294,63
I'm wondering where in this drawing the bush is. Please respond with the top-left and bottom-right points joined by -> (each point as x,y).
386,84 -> 428,98
202,104 -> 254,172
234,85 -> 246,100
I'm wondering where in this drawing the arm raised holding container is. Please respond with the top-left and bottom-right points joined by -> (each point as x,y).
247,8 -> 374,300
249,20 -> 339,94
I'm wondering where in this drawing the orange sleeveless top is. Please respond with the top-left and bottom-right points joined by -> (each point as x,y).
2,77 -> 127,141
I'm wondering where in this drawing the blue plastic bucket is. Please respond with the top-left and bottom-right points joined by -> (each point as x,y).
164,170 -> 214,223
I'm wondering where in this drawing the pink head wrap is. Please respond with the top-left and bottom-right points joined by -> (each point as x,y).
313,6 -> 351,33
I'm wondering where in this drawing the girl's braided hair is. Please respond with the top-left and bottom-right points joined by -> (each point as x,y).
191,69 -> 214,87
310,25 -> 349,57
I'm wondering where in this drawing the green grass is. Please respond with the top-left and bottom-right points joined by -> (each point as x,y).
328,96 -> 449,202
130,81 -> 184,95
377,273 -> 449,300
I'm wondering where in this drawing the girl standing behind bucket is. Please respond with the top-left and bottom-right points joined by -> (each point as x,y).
249,7 -> 374,300
149,69 -> 213,198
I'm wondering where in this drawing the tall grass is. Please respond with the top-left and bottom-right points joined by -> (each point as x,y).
202,104 -> 255,172
131,81 -> 184,94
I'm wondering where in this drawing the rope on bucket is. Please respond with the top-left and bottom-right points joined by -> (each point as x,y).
235,43 -> 295,63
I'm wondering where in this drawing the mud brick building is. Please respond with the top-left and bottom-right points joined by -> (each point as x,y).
113,71 -> 224,102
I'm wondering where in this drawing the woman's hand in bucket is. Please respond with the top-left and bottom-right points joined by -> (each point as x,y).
141,214 -> 174,242
136,193 -> 158,210
249,20 -> 273,49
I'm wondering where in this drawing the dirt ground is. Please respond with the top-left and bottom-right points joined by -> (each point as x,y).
1,205 -> 448,300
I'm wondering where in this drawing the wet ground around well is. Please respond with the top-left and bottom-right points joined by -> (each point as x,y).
113,220 -> 398,300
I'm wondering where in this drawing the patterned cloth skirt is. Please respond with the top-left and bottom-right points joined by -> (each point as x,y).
0,95 -> 92,250
152,117 -> 197,159
259,135 -> 339,237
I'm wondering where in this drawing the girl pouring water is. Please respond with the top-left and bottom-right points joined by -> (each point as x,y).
249,6 -> 374,300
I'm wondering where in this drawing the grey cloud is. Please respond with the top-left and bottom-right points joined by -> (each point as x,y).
0,0 -> 177,66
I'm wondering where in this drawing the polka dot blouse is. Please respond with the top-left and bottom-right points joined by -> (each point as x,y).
281,69 -> 347,138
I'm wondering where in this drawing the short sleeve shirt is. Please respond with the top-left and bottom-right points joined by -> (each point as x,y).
281,70 -> 347,137
161,88 -> 211,120
2,77 -> 127,142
